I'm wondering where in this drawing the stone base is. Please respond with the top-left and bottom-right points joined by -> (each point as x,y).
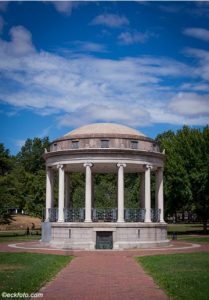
42,222 -> 169,250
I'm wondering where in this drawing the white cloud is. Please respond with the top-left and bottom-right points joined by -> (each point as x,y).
91,13 -> 129,28
15,139 -> 26,148
72,41 -> 107,53
38,126 -> 52,138
118,31 -> 155,45
184,47 -> 209,81
183,27 -> 209,41
52,1 -> 81,15
180,82 -> 209,92
169,92 -> 209,116
0,25 -> 209,128
0,26 -> 35,56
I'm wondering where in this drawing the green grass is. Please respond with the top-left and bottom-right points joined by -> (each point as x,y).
167,223 -> 204,233
0,235 -> 41,243
0,252 -> 72,299
0,231 -> 41,243
0,230 -> 41,237
178,236 -> 209,243
137,252 -> 209,300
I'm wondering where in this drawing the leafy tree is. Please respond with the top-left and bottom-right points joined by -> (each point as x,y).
0,143 -> 12,176
156,126 -> 209,232
125,174 -> 139,208
17,137 -> 50,173
94,174 -> 117,208
70,173 -> 85,208
0,144 -> 14,224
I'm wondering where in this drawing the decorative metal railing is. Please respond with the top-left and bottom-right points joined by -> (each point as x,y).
46,208 -> 161,223
92,208 -> 117,222
48,208 -> 58,222
64,208 -> 85,222
151,208 -> 161,222
124,208 -> 146,222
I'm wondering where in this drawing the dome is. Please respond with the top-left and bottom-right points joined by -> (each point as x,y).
63,123 -> 146,139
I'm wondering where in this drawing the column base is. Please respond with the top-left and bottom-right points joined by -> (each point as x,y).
58,219 -> 64,223
84,220 -> 92,223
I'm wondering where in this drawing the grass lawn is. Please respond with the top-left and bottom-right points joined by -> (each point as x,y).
167,223 -> 204,233
0,231 -> 41,243
0,235 -> 41,243
178,236 -> 209,243
137,252 -> 209,300
0,252 -> 72,299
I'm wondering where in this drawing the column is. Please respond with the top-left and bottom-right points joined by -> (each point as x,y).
117,163 -> 126,222
144,164 -> 152,223
45,167 -> 54,221
58,164 -> 65,222
140,172 -> 145,209
84,162 -> 93,222
91,174 -> 94,209
65,173 -> 70,209
155,167 -> 165,222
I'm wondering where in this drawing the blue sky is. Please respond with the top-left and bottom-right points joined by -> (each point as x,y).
0,1 -> 209,154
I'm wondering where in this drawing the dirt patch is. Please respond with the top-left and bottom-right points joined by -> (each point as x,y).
0,264 -> 26,271
0,215 -> 41,231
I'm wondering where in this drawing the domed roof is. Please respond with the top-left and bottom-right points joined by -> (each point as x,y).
63,123 -> 146,138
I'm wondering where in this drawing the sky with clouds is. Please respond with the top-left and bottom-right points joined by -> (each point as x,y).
0,1 -> 209,154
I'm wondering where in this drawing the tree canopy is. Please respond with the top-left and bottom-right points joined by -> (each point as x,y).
156,125 -> 209,231
0,126 -> 208,231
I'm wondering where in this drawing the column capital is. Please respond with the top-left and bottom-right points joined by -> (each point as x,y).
84,162 -> 93,168
144,164 -> 153,170
57,164 -> 64,170
156,166 -> 164,172
117,163 -> 126,168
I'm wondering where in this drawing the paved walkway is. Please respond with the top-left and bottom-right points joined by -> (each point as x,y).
1,240 -> 209,300
39,254 -> 167,300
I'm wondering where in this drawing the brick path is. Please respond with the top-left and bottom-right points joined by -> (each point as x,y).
1,240 -> 209,300
39,254 -> 167,300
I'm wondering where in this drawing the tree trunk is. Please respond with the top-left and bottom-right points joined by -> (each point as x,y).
203,220 -> 207,234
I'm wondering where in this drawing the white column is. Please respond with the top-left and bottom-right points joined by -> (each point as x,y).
65,173 -> 70,209
91,174 -> 94,209
58,164 -> 65,222
156,167 -> 165,223
45,167 -> 54,221
117,163 -> 126,222
140,172 -> 145,209
144,164 -> 152,223
84,162 -> 93,222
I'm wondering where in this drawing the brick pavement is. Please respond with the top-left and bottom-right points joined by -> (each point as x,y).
1,240 -> 209,300
39,254 -> 167,300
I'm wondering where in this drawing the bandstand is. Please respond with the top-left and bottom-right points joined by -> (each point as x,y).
42,123 -> 168,249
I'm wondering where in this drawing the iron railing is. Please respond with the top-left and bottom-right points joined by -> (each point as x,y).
92,208 -> 117,222
45,208 -> 161,223
151,208 -> 161,222
64,208 -> 85,222
124,208 -> 146,222
48,208 -> 58,222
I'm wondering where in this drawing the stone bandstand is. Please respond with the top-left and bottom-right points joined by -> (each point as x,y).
42,123 -> 168,249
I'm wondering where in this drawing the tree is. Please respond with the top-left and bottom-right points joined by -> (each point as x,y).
0,144 -> 14,224
156,126 -> 209,232
0,143 -> 12,176
17,137 -> 50,173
